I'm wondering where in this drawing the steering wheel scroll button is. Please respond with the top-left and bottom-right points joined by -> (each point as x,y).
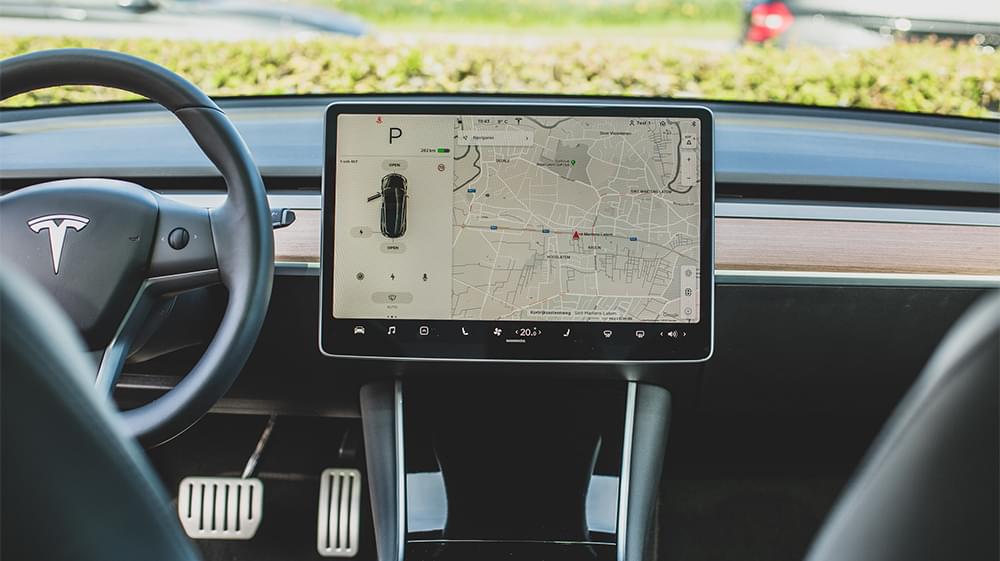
167,227 -> 190,250
148,199 -> 218,278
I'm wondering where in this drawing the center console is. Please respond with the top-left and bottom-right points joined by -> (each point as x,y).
361,380 -> 671,561
321,101 -> 714,561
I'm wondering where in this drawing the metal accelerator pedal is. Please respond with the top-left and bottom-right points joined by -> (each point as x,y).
316,468 -> 362,557
177,416 -> 275,540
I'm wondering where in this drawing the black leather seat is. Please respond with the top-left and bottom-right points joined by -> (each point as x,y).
806,291 -> 999,561
0,266 -> 200,561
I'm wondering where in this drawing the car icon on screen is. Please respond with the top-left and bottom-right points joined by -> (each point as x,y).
376,173 -> 407,238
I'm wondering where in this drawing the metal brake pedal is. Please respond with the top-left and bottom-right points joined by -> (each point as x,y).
177,415 -> 275,540
317,468 -> 362,557
178,476 -> 263,540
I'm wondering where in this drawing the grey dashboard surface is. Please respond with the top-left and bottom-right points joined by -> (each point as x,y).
1,96 -> 998,194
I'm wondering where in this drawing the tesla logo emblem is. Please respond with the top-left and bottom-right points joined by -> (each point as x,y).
27,214 -> 90,274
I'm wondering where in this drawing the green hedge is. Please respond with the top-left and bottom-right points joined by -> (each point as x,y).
2,36 -> 997,117
315,0 -> 742,27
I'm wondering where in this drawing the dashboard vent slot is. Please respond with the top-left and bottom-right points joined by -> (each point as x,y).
317,468 -> 362,557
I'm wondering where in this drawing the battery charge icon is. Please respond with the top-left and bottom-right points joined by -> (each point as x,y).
437,148 -> 451,153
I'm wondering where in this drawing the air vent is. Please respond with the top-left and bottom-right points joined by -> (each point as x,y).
177,477 -> 263,540
317,468 -> 362,557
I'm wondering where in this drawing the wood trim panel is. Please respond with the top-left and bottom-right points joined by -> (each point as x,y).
716,218 -> 1000,276
275,210 -> 1000,276
274,209 -> 323,264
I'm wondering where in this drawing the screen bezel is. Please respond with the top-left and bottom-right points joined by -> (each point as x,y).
320,101 -> 714,362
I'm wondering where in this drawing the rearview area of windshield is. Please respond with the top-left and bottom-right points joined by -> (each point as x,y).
1,0 -> 997,118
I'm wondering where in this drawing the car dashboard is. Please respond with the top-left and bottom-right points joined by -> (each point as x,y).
2,94 -> 997,379
2,92 -> 998,561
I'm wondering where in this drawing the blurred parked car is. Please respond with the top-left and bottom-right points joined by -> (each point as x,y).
743,0 -> 1000,49
0,0 -> 368,40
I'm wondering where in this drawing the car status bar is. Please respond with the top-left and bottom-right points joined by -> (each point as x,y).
344,322 -> 690,343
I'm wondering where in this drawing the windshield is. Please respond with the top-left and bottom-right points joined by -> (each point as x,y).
1,0 -> 997,117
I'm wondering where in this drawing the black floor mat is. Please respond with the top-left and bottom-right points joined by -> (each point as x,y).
656,477 -> 845,561
149,414 -> 845,561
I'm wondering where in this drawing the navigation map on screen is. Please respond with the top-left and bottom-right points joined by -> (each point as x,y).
332,113 -> 703,323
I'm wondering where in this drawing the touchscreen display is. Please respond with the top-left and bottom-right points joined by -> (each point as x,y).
321,103 -> 713,362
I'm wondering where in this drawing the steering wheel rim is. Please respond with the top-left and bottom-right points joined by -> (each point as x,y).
0,49 -> 274,446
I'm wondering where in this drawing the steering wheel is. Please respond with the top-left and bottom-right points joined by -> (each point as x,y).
0,49 -> 274,446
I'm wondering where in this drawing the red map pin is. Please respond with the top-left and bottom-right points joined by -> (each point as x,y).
572,231 -> 581,241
